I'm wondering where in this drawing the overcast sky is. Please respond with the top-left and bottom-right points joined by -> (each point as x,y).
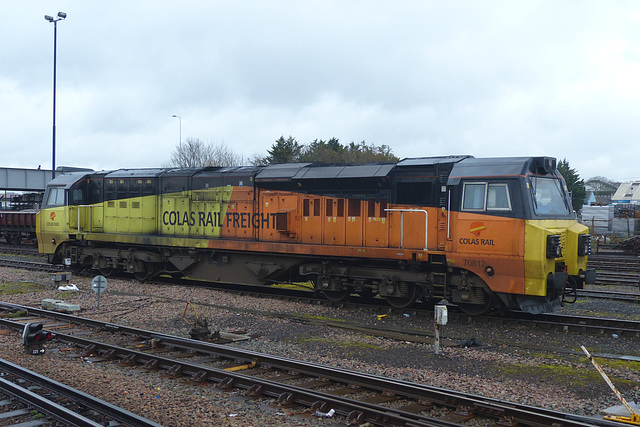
2,1 -> 640,181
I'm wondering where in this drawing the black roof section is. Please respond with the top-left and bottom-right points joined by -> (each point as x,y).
46,171 -> 93,189
447,156 -> 558,185
254,163 -> 313,181
104,168 -> 170,179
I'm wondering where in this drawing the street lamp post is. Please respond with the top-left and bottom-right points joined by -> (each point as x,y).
172,115 -> 182,147
44,11 -> 67,178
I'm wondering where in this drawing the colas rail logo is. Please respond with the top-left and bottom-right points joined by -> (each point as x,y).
50,212 -> 56,221
469,222 -> 486,236
459,221 -> 495,246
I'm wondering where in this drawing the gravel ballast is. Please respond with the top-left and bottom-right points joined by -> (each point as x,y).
1,266 -> 639,426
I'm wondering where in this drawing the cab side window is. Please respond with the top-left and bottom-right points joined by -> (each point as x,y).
462,182 -> 511,212
462,183 -> 486,210
487,184 -> 511,210
46,188 -> 66,206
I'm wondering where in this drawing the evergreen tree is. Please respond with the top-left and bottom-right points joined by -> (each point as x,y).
299,138 -> 345,163
557,159 -> 586,212
262,136 -> 302,164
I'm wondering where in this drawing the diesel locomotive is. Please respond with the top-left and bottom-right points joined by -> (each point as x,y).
36,155 -> 595,315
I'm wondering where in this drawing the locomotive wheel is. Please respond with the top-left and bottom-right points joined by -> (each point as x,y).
385,284 -> 418,308
457,297 -> 494,316
322,290 -> 350,302
99,267 -> 114,277
134,270 -> 150,281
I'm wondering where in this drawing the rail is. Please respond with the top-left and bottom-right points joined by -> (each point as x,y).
0,302 -> 622,427
384,208 -> 429,251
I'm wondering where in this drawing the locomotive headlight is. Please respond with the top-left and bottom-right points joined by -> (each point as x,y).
578,234 -> 591,257
546,235 -> 562,259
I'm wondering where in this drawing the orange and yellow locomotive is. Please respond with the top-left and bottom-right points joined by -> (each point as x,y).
37,156 -> 595,314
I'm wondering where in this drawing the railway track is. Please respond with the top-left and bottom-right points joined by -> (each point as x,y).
170,278 -> 640,337
589,254 -> 640,270
0,244 -> 41,257
0,257 -> 63,272
0,357 -> 161,426
593,271 -> 640,287
1,254 -> 637,340
589,254 -> 640,287
0,301 -> 624,427
576,288 -> 640,303
0,253 -> 638,339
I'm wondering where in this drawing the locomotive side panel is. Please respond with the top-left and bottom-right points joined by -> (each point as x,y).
345,199 -> 364,246
364,200 -> 389,248
387,206 -> 434,251
258,191 -> 299,241
301,197 -> 322,244
449,211 -> 526,295
323,198 -> 346,245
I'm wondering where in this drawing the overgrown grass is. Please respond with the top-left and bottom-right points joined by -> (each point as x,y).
495,360 -> 638,387
0,282 -> 47,294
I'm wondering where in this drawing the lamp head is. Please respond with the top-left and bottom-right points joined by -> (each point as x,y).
44,15 -> 54,22
57,12 -> 67,19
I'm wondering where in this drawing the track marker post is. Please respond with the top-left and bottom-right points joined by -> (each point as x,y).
434,300 -> 448,355
91,275 -> 108,309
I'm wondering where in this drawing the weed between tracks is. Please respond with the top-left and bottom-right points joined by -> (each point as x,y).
0,282 -> 46,294
495,358 -> 639,388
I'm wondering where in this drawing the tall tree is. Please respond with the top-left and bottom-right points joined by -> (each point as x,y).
169,137 -> 241,167
343,141 -> 397,163
299,138 -> 345,163
585,176 -> 620,197
261,136 -> 303,164
557,159 -> 586,212
263,137 -> 398,165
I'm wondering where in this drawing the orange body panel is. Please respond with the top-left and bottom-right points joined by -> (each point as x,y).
301,198 -> 323,244
345,199 -> 364,246
323,198 -> 346,245
447,211 -> 526,294
206,187 -> 444,264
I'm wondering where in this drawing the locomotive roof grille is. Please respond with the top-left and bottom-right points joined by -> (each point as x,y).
396,155 -> 472,167
292,164 -> 394,180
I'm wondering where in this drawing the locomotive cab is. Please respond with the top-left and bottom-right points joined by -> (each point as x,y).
447,157 -> 594,314
37,172 -> 91,262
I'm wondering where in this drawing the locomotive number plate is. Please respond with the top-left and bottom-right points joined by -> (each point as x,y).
463,258 -> 486,268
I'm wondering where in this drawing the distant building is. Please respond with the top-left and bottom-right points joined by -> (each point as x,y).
583,190 -> 611,206
612,181 -> 640,204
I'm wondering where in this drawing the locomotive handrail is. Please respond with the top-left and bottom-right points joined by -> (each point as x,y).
384,208 -> 429,251
77,205 -> 93,233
